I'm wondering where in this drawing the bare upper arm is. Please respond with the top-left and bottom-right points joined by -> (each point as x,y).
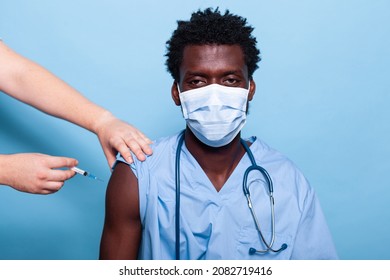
99,161 -> 141,259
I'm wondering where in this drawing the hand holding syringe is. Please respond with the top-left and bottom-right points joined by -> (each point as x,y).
71,167 -> 104,182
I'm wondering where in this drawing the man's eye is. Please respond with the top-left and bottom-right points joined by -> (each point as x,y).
224,79 -> 240,86
190,80 -> 205,86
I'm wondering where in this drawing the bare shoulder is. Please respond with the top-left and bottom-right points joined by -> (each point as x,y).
105,161 -> 140,219
100,161 -> 141,259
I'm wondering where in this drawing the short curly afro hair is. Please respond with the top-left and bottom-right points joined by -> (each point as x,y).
165,8 -> 261,82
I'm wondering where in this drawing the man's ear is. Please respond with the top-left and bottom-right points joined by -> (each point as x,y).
248,79 -> 256,101
171,81 -> 181,106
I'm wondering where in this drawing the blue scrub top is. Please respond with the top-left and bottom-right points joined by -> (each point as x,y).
118,131 -> 338,260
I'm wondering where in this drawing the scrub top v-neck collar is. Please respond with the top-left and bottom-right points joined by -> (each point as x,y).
177,137 -> 257,199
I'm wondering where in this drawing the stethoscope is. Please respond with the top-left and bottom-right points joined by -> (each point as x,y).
175,133 -> 288,260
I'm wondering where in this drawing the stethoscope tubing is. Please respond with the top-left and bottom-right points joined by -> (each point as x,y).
175,133 -> 185,260
241,139 -> 287,254
175,133 -> 286,259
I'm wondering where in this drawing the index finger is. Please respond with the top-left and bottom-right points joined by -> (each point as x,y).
46,156 -> 79,169
117,135 -> 153,163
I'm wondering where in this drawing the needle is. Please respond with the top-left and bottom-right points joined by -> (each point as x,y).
71,167 -> 104,182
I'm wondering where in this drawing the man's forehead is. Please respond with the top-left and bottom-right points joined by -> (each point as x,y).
180,44 -> 246,72
182,44 -> 244,61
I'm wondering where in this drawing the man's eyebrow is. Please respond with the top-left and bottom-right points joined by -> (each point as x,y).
185,71 -> 207,77
222,70 -> 242,76
185,70 -> 243,77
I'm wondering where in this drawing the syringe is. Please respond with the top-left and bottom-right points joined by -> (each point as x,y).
71,167 -> 104,182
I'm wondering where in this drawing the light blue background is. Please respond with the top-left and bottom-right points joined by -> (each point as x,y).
1,0 -> 389,260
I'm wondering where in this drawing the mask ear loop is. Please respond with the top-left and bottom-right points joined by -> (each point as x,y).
177,82 -> 182,94
246,81 -> 251,111
177,83 -> 190,120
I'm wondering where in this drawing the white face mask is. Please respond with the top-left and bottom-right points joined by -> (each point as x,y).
179,83 -> 249,147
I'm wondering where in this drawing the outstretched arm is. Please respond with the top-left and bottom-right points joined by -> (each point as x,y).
0,40 -> 152,166
99,162 -> 141,259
